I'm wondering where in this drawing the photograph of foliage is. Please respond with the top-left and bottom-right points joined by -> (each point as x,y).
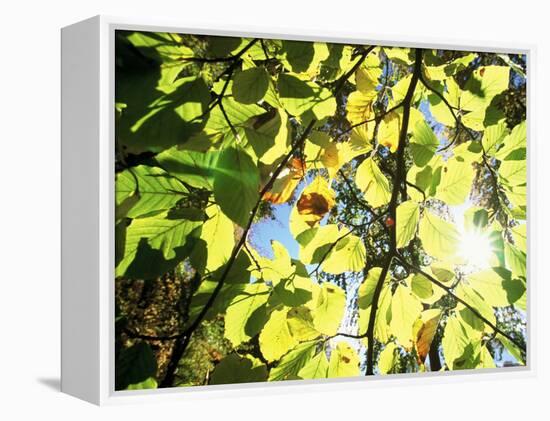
114,30 -> 527,391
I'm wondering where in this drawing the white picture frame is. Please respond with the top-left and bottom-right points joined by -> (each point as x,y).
61,15 -> 535,406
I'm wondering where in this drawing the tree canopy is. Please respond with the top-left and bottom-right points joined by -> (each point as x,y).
114,31 -> 527,390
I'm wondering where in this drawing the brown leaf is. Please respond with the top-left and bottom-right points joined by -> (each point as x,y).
415,309 -> 442,364
263,158 -> 305,204
295,176 -> 336,227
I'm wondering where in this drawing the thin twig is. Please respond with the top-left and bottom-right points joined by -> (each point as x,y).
395,253 -> 526,353
160,120 -> 316,387
332,46 -> 375,93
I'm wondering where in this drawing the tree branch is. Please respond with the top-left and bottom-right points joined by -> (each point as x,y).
160,45 -> 383,387
395,253 -> 526,353
332,46 -> 375,93
160,120 -> 315,387
336,101 -> 405,142
308,228 -> 356,277
191,38 -> 259,123
364,48 -> 423,375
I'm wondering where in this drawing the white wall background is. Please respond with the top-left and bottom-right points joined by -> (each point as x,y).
1,0 -> 547,419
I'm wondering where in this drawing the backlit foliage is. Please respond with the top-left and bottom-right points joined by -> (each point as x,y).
114,31 -> 527,390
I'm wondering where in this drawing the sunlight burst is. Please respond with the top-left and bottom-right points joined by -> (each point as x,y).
458,231 -> 493,270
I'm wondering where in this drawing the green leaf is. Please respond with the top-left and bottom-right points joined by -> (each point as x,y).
346,91 -> 376,128
210,354 -> 268,385
287,306 -> 321,342
117,75 -> 211,154
499,159 -> 526,187
358,267 -> 389,309
321,232 -> 367,274
289,202 -> 315,239
418,210 -> 460,260
277,73 -> 336,120
126,32 -> 193,63
377,111 -> 401,152
355,157 -> 391,208
251,240 -> 295,286
298,350 -> 329,379
478,346 -> 496,369
281,40 -> 317,73
268,341 -> 318,381
410,120 -> 439,167
116,165 -> 188,219
356,52 -> 382,94
155,148 -> 220,189
495,121 -> 526,161
125,377 -> 158,390
463,207 -> 489,232
504,242 -> 527,279
461,66 -> 510,112
244,109 -> 291,165
297,224 -> 341,264
435,159 -> 474,205
482,120 -> 508,157
510,224 -> 527,253
396,200 -> 420,248
187,279 -> 243,323
189,204 -> 235,273
378,342 -> 398,374
116,342 -> 157,390
206,37 -> 243,57
213,147 -> 260,227
407,157 -> 443,202
424,53 -> 477,81
442,314 -> 470,370
467,268 -> 524,307
233,67 -> 270,104
205,97 -> 265,135
259,308 -> 298,362
358,267 -> 392,343
328,342 -> 360,378
116,208 -> 204,278
496,334 -> 525,365
125,32 -> 194,90
411,273 -> 433,300
271,276 -> 314,307
311,283 -> 346,336
455,283 -> 496,332
390,284 -> 422,348
224,282 -> 270,347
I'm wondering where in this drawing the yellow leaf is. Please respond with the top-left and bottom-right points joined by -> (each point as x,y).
378,111 -> 402,152
328,342 -> 360,378
346,91 -> 376,126
390,284 -> 422,349
355,53 -> 382,95
259,308 -> 298,362
287,306 -> 321,342
355,157 -> 391,208
414,309 -> 442,364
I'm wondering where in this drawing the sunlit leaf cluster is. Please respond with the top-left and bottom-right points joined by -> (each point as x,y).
114,31 -> 527,390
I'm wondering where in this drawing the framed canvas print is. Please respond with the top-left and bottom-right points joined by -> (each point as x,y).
61,16 -> 531,405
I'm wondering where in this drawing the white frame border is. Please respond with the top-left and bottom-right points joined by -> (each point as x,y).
64,14 -> 536,405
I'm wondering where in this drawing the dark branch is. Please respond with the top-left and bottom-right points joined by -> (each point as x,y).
160,120 -> 315,387
395,253 -> 526,353
191,38 -> 259,123
332,46 -> 375,93
365,48 -> 423,375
